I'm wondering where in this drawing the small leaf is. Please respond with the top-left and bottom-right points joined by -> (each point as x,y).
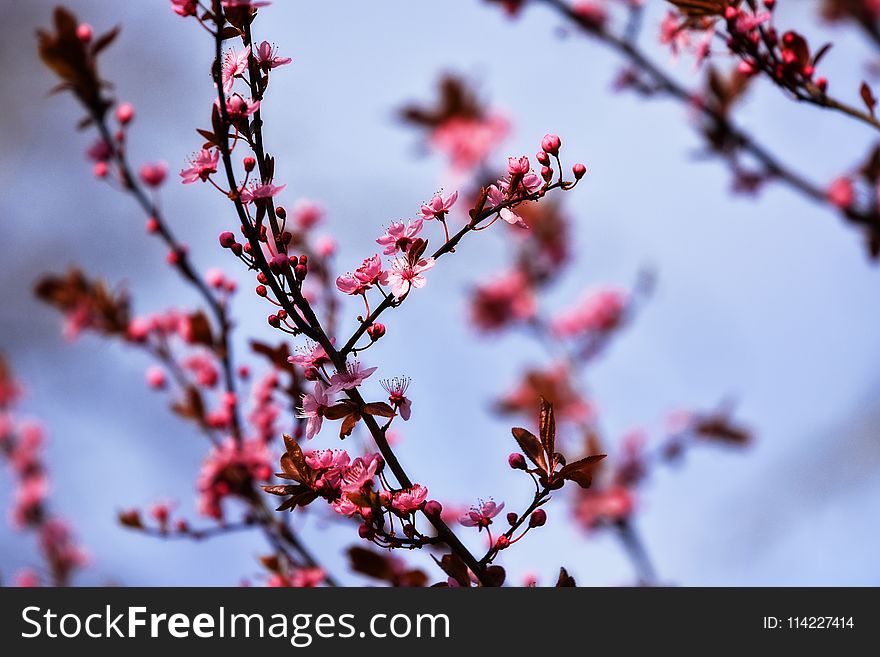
861,82 -> 877,117
484,565 -> 506,587
555,567 -> 577,587
340,412 -> 361,438
538,398 -> 556,464
91,26 -> 120,56
363,401 -> 396,418
324,401 -> 357,420
511,427 -> 547,473
435,553 -> 470,587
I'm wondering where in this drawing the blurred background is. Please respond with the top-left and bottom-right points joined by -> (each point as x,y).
1,0 -> 879,586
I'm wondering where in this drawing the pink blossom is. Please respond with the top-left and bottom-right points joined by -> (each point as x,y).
288,341 -> 330,369
335,272 -> 364,295
256,41 -> 292,71
326,361 -> 377,394
315,236 -> 337,257
381,376 -> 412,420
430,114 -> 510,171
575,486 -> 635,529
340,455 -> 380,493
507,156 -> 530,176
240,182 -> 286,204
336,254 -> 386,295
139,161 -> 167,187
14,569 -> 41,588
419,191 -> 458,221
145,366 -> 166,390
384,255 -> 435,299
305,449 -> 350,471
197,439 -> 272,519
376,218 -> 424,255
222,46 -> 251,93
223,95 -> 260,121
183,354 -> 219,388
180,149 -> 219,184
170,0 -> 198,16
552,287 -> 627,336
392,484 -> 428,514
735,11 -> 771,34
460,499 -> 505,529
331,497 -> 361,517
469,270 -> 535,331
298,382 -> 330,439
291,198 -> 323,229
828,176 -> 854,209
290,568 -> 325,587
486,184 -> 528,228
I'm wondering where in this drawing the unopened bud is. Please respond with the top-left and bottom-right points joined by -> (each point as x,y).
529,509 -> 547,528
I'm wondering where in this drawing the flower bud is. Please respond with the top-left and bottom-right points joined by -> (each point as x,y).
495,535 -> 510,550
541,166 -> 553,182
529,509 -> 547,528
295,264 -> 308,279
367,323 -> 386,341
536,151 -> 550,166
275,206 -> 287,220
115,102 -> 135,125
506,512 -> 518,526
76,23 -> 93,42
94,161 -> 108,178
269,253 -> 289,273
243,156 -> 256,172
146,217 -> 159,233
508,452 -> 526,470
219,231 -> 236,248
267,314 -> 280,328
816,76 -> 828,93
358,524 -> 374,540
230,243 -> 243,257
304,367 -> 319,381
541,133 -> 561,155
424,500 -> 443,519
572,163 -> 587,180
256,271 -> 268,284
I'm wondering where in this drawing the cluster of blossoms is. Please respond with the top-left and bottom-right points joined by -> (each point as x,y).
197,438 -> 274,520
0,360 -> 87,586
552,286 -> 628,337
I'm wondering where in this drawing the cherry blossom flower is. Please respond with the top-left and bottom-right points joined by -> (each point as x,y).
240,182 -> 286,204
222,46 -> 251,93
336,254 -> 386,295
381,376 -> 412,420
340,455 -> 380,493
419,191 -> 458,221
331,497 -> 361,517
291,198 -> 323,229
139,161 -> 167,188
197,439 -> 272,519
827,176 -> 854,209
170,0 -> 198,17
288,341 -> 330,369
575,486 -> 635,530
256,41 -> 292,71
486,184 -> 528,228
298,382 -> 330,439
223,95 -> 260,121
305,449 -> 350,471
460,499 -> 505,529
384,256 -> 435,299
469,270 -> 535,331
430,115 -> 509,171
392,484 -> 428,514
183,354 -> 219,388
376,218 -> 424,255
552,286 -> 627,336
326,361 -> 377,394
180,149 -> 219,184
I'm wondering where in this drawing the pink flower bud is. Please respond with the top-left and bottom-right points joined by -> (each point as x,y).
508,453 -> 526,470
219,231 -> 236,248
529,509 -> 547,528
146,366 -> 166,390
507,155 -> 530,176
269,253 -> 289,272
76,23 -> 93,42
146,217 -> 159,233
255,284 -> 267,297
267,314 -> 280,327
367,323 -> 386,341
294,264 -> 308,279
541,133 -> 561,155
536,151 -> 550,166
115,103 -> 135,125
206,268 -> 225,288
495,535 -> 510,549
572,163 -> 587,179
424,500 -> 443,519
506,512 -> 518,526
243,156 -> 256,172
93,162 -> 108,178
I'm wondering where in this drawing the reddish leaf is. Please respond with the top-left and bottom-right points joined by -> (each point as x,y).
340,412 -> 361,438
435,553 -> 470,587
362,402 -> 396,418
511,427 -> 547,473
324,402 -> 357,420
555,567 -> 577,587
861,82 -> 877,117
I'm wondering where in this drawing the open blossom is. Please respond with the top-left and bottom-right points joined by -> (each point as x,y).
197,439 -> 272,520
376,218 -> 423,255
392,484 -> 428,514
430,115 -> 509,171
486,184 -> 528,228
240,182 -> 286,204
180,149 -> 219,184
222,46 -> 251,93
575,486 -> 635,529
385,256 -> 435,299
381,377 -> 412,420
170,0 -> 198,17
256,41 -> 292,71
223,95 -> 260,121
298,382 -> 330,439
305,449 -> 350,471
291,198 -> 323,229
336,254 -> 386,295
552,287 -> 627,336
460,499 -> 505,529
139,161 -> 167,187
288,341 -> 330,369
469,270 -> 535,331
326,361 -> 377,394
340,455 -> 380,493
419,191 -> 458,220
